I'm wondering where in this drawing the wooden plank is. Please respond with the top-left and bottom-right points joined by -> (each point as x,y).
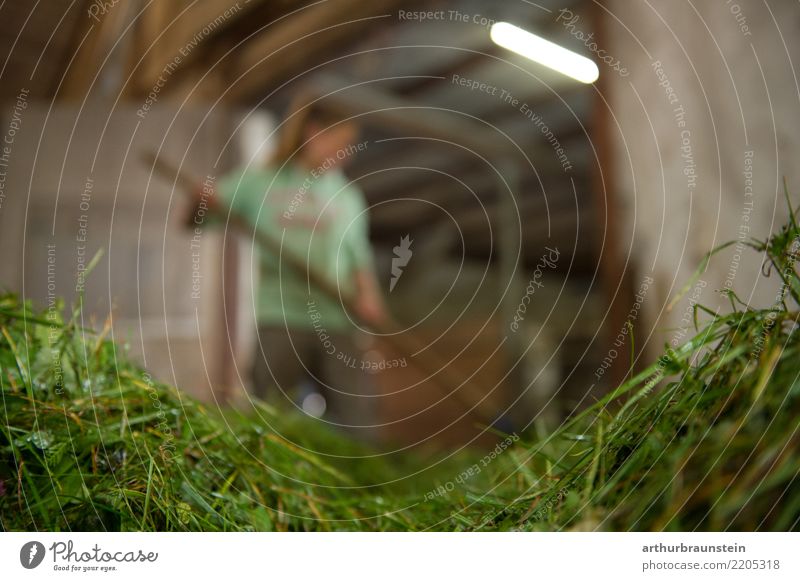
369,172 -> 500,228
353,132 -> 585,203
129,0 -> 174,96
224,0 -> 413,102
306,73 -> 515,159
137,0 -> 267,91
58,0 -> 133,99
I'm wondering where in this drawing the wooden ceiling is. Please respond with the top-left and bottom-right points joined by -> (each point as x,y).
0,0 -> 83,101
0,0 -> 598,271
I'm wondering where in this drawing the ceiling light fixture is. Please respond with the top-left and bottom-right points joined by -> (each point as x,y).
490,22 -> 599,84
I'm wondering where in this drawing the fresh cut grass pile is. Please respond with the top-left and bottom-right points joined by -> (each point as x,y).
2,202 -> 800,531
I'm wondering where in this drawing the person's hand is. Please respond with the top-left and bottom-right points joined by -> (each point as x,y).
354,295 -> 387,328
352,270 -> 388,328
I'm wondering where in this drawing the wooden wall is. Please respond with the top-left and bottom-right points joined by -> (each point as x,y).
0,101 -> 239,400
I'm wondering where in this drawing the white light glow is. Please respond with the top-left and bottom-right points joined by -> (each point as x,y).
490,22 -> 599,84
302,392 -> 327,418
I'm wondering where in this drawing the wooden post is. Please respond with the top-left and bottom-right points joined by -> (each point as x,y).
495,160 -> 527,427
590,2 -> 635,387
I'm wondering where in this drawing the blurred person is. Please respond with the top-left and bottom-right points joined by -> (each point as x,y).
185,97 -> 385,438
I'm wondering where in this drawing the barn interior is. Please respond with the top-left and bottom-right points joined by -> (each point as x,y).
1,0 -> 798,459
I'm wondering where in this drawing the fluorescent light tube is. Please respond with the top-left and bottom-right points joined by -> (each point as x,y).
490,21 -> 599,84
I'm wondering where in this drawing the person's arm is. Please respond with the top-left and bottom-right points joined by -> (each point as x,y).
353,268 -> 387,327
346,190 -> 388,327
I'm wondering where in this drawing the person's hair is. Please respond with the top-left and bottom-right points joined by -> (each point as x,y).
270,95 -> 357,166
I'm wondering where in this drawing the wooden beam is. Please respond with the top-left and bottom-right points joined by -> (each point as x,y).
135,0 -> 266,94
307,74 -> 515,158
58,0 -> 133,99
224,0 -> 407,102
589,1 -> 635,387
369,172 -> 499,228
399,46 -> 499,96
370,173 -> 590,231
127,0 -> 174,96
352,130 -> 586,203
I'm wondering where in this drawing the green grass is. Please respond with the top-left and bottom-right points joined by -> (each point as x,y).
0,295 -> 405,531
2,202 -> 800,531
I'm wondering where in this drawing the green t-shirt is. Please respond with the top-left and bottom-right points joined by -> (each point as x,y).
217,163 -> 373,331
